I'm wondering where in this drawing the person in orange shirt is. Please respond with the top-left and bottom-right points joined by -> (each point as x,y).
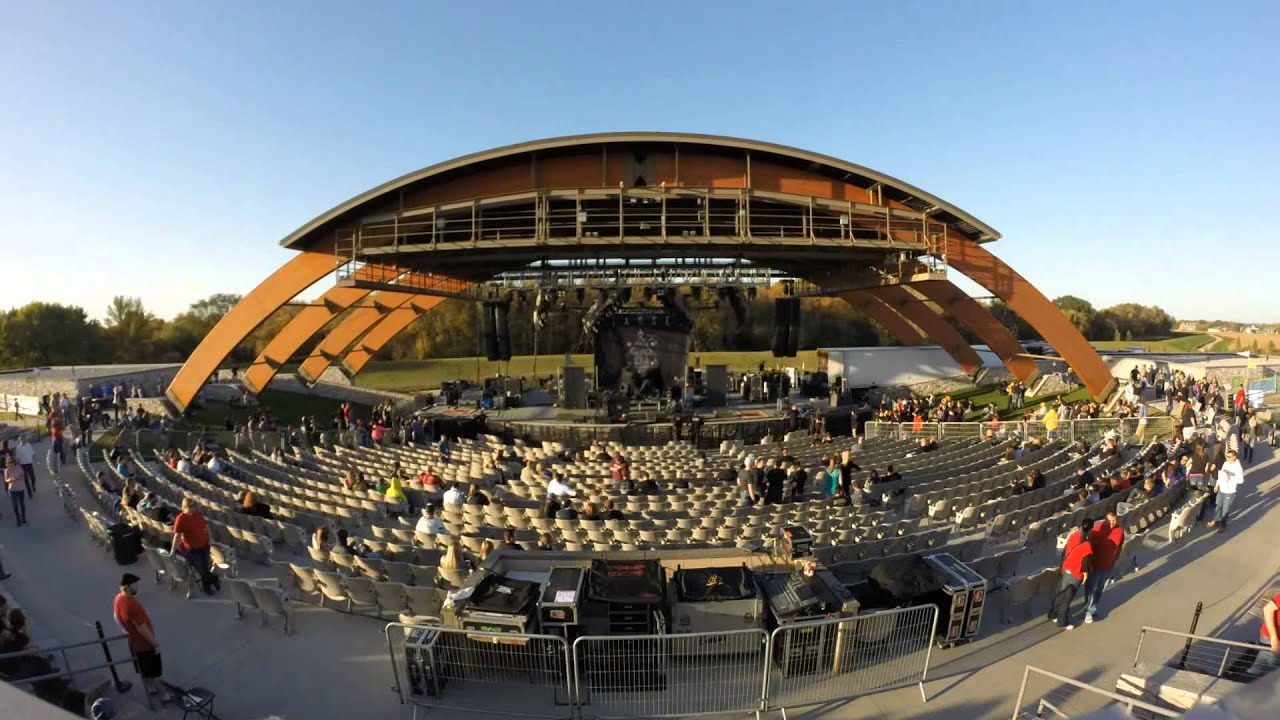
1084,511 -> 1124,623
1050,519 -> 1093,629
113,573 -> 174,704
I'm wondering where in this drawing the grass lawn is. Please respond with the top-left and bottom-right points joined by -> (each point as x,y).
1207,337 -> 1236,352
357,350 -> 822,392
1090,332 -> 1214,352
960,385 -> 1093,420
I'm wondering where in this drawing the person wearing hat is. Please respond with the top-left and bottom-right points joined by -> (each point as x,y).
113,573 -> 173,704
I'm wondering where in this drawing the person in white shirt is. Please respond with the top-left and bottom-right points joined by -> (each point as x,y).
547,473 -> 577,499
442,482 -> 465,506
1209,449 -> 1245,531
176,455 -> 193,474
14,437 -> 36,496
415,505 -> 447,535
206,455 -> 223,474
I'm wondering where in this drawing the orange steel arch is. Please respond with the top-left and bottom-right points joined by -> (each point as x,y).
240,285 -> 373,394
944,239 -> 1116,399
296,302 -> 400,383
908,279 -> 1040,384
166,250 -> 335,411
340,294 -> 454,376
862,285 -> 984,376
837,292 -> 926,346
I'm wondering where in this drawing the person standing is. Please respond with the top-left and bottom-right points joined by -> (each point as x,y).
1084,511 -> 1124,623
170,498 -> 214,593
14,436 -> 35,498
1208,450 -> 1245,531
1050,519 -> 1093,629
113,573 -> 174,704
4,458 -> 27,526
1249,591 -> 1280,676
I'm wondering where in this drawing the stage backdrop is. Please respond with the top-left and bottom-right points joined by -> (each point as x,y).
594,307 -> 691,392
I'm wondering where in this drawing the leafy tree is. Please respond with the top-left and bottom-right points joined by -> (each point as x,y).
0,303 -> 101,368
102,296 -> 162,363
987,300 -> 1038,340
1113,327 -> 1122,342
1053,295 -> 1097,338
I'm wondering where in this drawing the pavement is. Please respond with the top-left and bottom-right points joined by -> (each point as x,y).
1,440 -> 1277,720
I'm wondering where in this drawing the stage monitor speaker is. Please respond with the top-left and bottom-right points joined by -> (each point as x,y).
494,300 -> 512,361
703,365 -> 728,407
772,298 -> 800,358
562,365 -> 587,409
785,297 -> 801,357
481,302 -> 500,361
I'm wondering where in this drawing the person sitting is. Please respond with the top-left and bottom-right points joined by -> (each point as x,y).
1072,488 -> 1092,510
1128,477 -> 1156,504
119,479 -> 142,510
536,532 -> 555,550
416,467 -> 441,492
464,483 -> 490,506
555,500 -> 578,520
541,495 -> 562,520
384,473 -> 409,512
602,498 -> 624,521
0,609 -> 92,714
634,473 -> 660,496
546,472 -> 576,499
478,540 -> 495,565
580,502 -> 602,522
439,540 -> 468,573
442,482 -> 465,506
416,505 -> 447,535
240,490 -> 272,518
848,479 -> 871,508
205,453 -> 224,474
95,470 -> 120,495
499,528 -> 520,551
312,526 -> 331,552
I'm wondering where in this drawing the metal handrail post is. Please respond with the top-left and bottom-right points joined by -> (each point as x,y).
95,620 -> 132,693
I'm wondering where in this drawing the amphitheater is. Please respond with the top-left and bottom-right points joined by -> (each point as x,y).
1,132 -> 1277,720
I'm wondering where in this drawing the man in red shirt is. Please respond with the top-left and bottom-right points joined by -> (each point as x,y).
1250,592 -> 1280,675
113,573 -> 174,703
171,497 -> 214,594
1050,519 -> 1094,629
1084,511 -> 1125,624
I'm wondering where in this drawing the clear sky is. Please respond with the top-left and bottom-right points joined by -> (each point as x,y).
2,1 -> 1276,323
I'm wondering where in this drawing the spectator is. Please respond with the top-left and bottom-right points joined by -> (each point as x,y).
1208,449 -> 1245,531
764,460 -> 787,504
547,472 -> 576,498
113,574 -> 174,704
1051,519 -> 1094,629
240,490 -> 272,518
536,532 -> 555,550
312,526 -> 331,552
499,528 -> 520,551
541,494 -> 562,519
175,454 -> 193,474
635,473 -> 660,496
1072,489 -> 1091,511
1085,511 -> 1124,624
464,483 -> 490,506
788,461 -> 808,501
581,502 -> 601,522
13,436 -> 35,498
603,498 -> 624,521
737,459 -> 758,505
478,539 -> 495,564
416,505 -> 447,535
555,500 -> 578,520
95,470 -> 119,495
439,541 -> 466,571
848,479 -> 871,508
205,453 -> 223,474
1249,591 -> 1280,676
4,457 -> 28,526
170,497 -> 213,594
442,482 -> 465,506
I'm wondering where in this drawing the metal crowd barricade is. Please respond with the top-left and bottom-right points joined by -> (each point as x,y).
384,623 -> 575,719
1131,625 -> 1273,683
1011,665 -> 1180,719
901,422 -> 941,440
572,630 -> 769,719
0,630 -> 139,706
863,422 -> 899,440
764,605 -> 938,715
937,422 -> 984,441
1069,418 -> 1118,445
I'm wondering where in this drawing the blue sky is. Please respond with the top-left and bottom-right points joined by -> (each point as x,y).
2,1 -> 1276,322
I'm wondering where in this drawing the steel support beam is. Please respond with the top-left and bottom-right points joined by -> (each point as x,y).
943,238 -> 1116,400
340,294 -> 454,376
836,291 -> 927,347
908,279 -> 1040,385
166,251 -> 336,412
863,285 -> 984,376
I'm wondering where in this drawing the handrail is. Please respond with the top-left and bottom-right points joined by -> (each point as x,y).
1011,665 -> 1180,720
0,633 -> 129,659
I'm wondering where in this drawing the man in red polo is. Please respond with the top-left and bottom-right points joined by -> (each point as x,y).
1085,511 -> 1124,624
1250,592 -> 1280,675
1050,519 -> 1093,629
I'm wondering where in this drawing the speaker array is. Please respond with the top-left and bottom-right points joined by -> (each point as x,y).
771,297 -> 801,357
482,300 -> 512,361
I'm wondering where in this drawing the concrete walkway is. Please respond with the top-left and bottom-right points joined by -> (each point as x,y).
1,442 -> 1277,719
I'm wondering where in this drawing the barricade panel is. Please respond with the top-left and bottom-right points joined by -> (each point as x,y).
764,604 -> 937,712
572,630 -> 768,719
385,623 -> 574,719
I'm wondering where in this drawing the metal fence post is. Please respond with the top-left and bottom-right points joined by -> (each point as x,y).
1177,602 -> 1203,670
95,620 -> 132,693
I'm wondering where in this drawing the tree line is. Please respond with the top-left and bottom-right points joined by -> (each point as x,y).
0,290 -> 1176,371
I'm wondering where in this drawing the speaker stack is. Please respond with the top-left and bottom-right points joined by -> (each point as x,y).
771,298 -> 801,358
482,300 -> 512,361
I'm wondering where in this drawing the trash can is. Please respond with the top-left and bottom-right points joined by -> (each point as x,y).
107,523 -> 141,566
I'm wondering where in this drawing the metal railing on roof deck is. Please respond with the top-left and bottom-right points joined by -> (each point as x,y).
1011,665 -> 1180,719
